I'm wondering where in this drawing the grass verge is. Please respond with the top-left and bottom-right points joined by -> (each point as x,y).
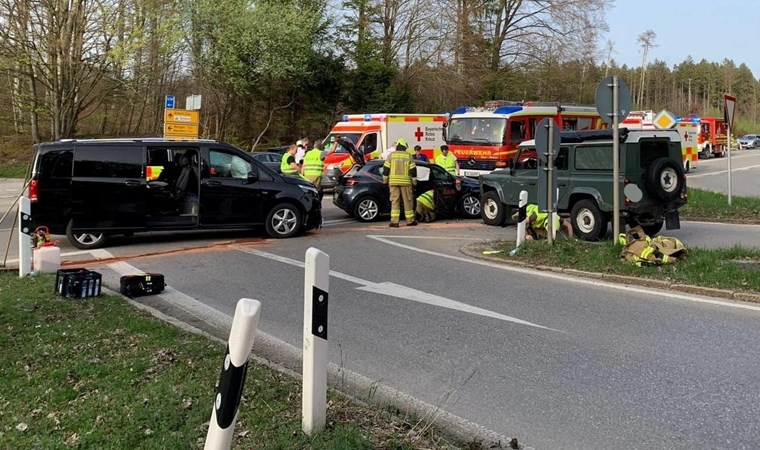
488,239 -> 760,293
681,188 -> 760,223
0,273 -> 469,449
0,162 -> 30,179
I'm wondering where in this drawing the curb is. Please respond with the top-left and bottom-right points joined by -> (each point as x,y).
460,243 -> 759,304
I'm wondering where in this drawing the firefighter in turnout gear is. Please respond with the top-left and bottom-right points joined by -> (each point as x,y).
416,190 -> 435,222
513,204 -> 574,240
382,139 -> 418,227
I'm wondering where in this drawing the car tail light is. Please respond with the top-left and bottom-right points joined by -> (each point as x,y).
28,178 -> 39,203
345,178 -> 359,187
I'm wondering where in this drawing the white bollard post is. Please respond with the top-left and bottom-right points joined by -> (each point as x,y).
302,248 -> 329,435
509,190 -> 529,256
18,196 -> 32,277
204,298 -> 261,450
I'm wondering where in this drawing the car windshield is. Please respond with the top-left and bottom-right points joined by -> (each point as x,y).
447,118 -> 506,145
741,135 -> 756,139
324,133 -> 361,154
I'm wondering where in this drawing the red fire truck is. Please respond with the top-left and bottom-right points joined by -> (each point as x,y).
687,115 -> 727,159
444,101 -> 605,178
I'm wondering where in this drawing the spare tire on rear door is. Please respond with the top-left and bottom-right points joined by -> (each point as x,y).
646,157 -> 684,202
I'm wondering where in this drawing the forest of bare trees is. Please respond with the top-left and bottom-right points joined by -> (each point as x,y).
1,0 -> 758,149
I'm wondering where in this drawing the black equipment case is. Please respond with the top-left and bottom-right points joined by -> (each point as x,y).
119,273 -> 166,297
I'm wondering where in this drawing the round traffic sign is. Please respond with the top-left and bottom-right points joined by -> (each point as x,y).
595,76 -> 632,125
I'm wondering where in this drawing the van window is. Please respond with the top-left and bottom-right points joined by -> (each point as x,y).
574,145 -> 613,170
74,146 -> 142,178
39,149 -> 73,179
209,149 -> 251,179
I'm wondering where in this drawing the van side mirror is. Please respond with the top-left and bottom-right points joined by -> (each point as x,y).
508,158 -> 515,175
442,122 -> 448,141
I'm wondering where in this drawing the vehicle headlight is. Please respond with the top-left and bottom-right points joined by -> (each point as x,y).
299,184 -> 318,195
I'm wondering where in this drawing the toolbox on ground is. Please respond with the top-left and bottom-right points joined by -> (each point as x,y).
119,273 -> 166,297
55,268 -> 102,298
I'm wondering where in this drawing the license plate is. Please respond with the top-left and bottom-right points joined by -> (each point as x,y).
463,170 -> 480,177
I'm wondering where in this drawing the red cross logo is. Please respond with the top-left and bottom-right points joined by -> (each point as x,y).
414,127 -> 424,141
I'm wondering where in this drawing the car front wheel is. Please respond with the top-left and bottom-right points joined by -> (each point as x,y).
481,191 -> 506,226
265,203 -> 303,238
66,219 -> 108,250
571,199 -> 607,241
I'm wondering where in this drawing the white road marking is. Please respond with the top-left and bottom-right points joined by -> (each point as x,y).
238,247 -> 556,331
688,163 -> 760,178
367,235 -> 760,313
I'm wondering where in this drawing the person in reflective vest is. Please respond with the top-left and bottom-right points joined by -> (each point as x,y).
280,144 -> 300,175
382,140 -> 417,227
300,140 -> 329,190
435,145 -> 459,175
513,204 -> 574,240
415,189 -> 435,222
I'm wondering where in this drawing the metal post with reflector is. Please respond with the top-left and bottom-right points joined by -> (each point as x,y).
204,298 -> 261,450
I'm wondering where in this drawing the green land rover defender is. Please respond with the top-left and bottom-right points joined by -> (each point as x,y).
479,129 -> 687,241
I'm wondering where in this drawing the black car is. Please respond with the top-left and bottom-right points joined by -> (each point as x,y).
30,138 -> 321,249
333,160 -> 481,222
252,151 -> 283,173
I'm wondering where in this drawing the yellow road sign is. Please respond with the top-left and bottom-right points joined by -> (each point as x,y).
164,123 -> 199,136
164,109 -> 199,124
653,109 -> 677,130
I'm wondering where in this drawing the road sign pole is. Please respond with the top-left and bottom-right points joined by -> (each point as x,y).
546,119 -> 555,246
724,94 -> 737,206
727,127 -> 732,206
612,76 -> 621,241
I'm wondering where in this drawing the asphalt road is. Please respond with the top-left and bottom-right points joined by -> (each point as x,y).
687,148 -> 760,197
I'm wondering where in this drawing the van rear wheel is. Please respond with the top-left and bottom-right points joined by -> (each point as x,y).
66,219 -> 108,250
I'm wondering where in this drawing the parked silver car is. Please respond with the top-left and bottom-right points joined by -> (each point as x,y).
738,134 -> 760,149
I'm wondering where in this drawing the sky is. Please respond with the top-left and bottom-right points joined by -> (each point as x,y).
601,1 -> 760,77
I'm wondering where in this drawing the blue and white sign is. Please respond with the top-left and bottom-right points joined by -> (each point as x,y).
165,95 -> 175,109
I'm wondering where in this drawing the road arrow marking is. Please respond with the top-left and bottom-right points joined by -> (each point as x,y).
238,247 -> 556,331
356,282 -> 556,330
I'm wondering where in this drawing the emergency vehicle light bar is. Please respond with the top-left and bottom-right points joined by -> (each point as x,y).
342,114 -> 387,122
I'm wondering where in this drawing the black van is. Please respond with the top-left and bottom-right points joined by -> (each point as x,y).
29,138 -> 322,249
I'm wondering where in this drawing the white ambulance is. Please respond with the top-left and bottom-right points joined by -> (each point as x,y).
622,110 -> 699,173
321,113 -> 448,189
